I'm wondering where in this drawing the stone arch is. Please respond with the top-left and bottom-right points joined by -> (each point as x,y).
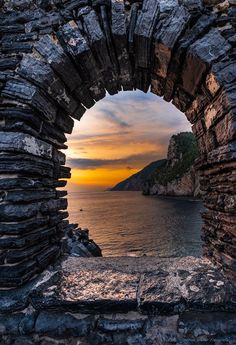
0,0 -> 235,289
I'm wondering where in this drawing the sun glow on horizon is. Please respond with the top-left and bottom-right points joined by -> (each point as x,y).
64,91 -> 191,191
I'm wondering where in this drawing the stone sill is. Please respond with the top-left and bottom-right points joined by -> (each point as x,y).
1,256 -> 235,315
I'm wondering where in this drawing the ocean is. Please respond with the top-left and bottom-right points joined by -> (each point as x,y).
67,191 -> 203,257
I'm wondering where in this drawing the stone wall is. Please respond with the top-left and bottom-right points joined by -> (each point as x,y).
0,256 -> 235,345
0,0 -> 236,289
1,311 -> 236,345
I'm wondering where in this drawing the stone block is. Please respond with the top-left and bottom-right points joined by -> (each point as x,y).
180,0 -> 203,12
0,202 -> 41,222
128,2 -> 140,53
35,311 -> 94,337
2,79 -> 57,123
36,245 -> 60,269
207,142 -> 236,164
214,111 -> 236,145
204,87 -> 236,129
74,86 -> 95,109
0,217 -> 48,236
0,132 -> 53,159
40,198 -> 67,215
5,241 -> 50,264
0,57 -> 21,70
158,0 -> 178,15
18,56 -> 80,114
0,260 -> 38,287
151,75 -> 165,96
206,60 -> 236,96
0,41 -> 33,54
56,110 -> 74,134
111,0 -> 133,89
182,29 -> 231,96
25,12 -> 62,33
97,313 -> 146,332
0,312 -> 36,335
172,87 -> 194,112
57,22 -> 99,84
134,67 -> 151,93
134,0 -> 159,69
0,226 -> 57,249
192,118 -> 206,138
164,13 -> 217,102
79,6 -> 119,94
0,189 -> 56,203
35,35 -> 83,92
179,311 -> 236,338
185,89 -> 212,124
0,106 -> 42,132
0,153 -> 54,177
154,6 -> 191,79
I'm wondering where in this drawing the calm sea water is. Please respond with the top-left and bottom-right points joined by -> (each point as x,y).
67,191 -> 203,257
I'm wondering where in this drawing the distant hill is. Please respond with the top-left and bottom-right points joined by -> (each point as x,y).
109,159 -> 167,191
109,132 -> 201,196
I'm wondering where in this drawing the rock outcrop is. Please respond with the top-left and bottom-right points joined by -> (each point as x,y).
64,224 -> 102,258
143,132 -> 201,197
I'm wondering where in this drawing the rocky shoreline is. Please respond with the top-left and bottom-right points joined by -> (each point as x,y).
64,224 -> 102,258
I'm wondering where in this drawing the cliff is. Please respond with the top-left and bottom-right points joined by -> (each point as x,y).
110,132 -> 200,196
143,132 -> 200,197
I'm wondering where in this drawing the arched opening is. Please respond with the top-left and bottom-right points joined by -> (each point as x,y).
66,90 -> 203,257
0,0 -> 235,291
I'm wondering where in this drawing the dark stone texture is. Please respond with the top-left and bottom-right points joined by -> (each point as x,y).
34,35 -> 84,92
134,0 -> 159,69
18,56 -> 80,114
111,0 -> 133,89
35,311 -> 94,336
0,0 -> 235,292
29,257 -> 236,315
0,131 -> 52,159
154,5 -> 191,80
164,13 -> 217,102
2,79 -> 57,122
182,29 -> 231,96
0,257 -> 235,343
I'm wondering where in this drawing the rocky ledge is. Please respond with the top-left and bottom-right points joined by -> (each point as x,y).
0,256 -> 235,344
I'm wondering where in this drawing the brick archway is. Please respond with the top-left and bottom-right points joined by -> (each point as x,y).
0,0 -> 235,288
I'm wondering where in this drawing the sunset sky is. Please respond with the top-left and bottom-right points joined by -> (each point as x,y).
65,90 -> 191,192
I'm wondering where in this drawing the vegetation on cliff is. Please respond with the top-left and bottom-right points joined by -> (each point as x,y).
148,132 -> 199,187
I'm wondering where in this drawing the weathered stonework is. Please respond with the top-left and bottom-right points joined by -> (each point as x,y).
0,0 -> 236,342
0,257 -> 235,345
